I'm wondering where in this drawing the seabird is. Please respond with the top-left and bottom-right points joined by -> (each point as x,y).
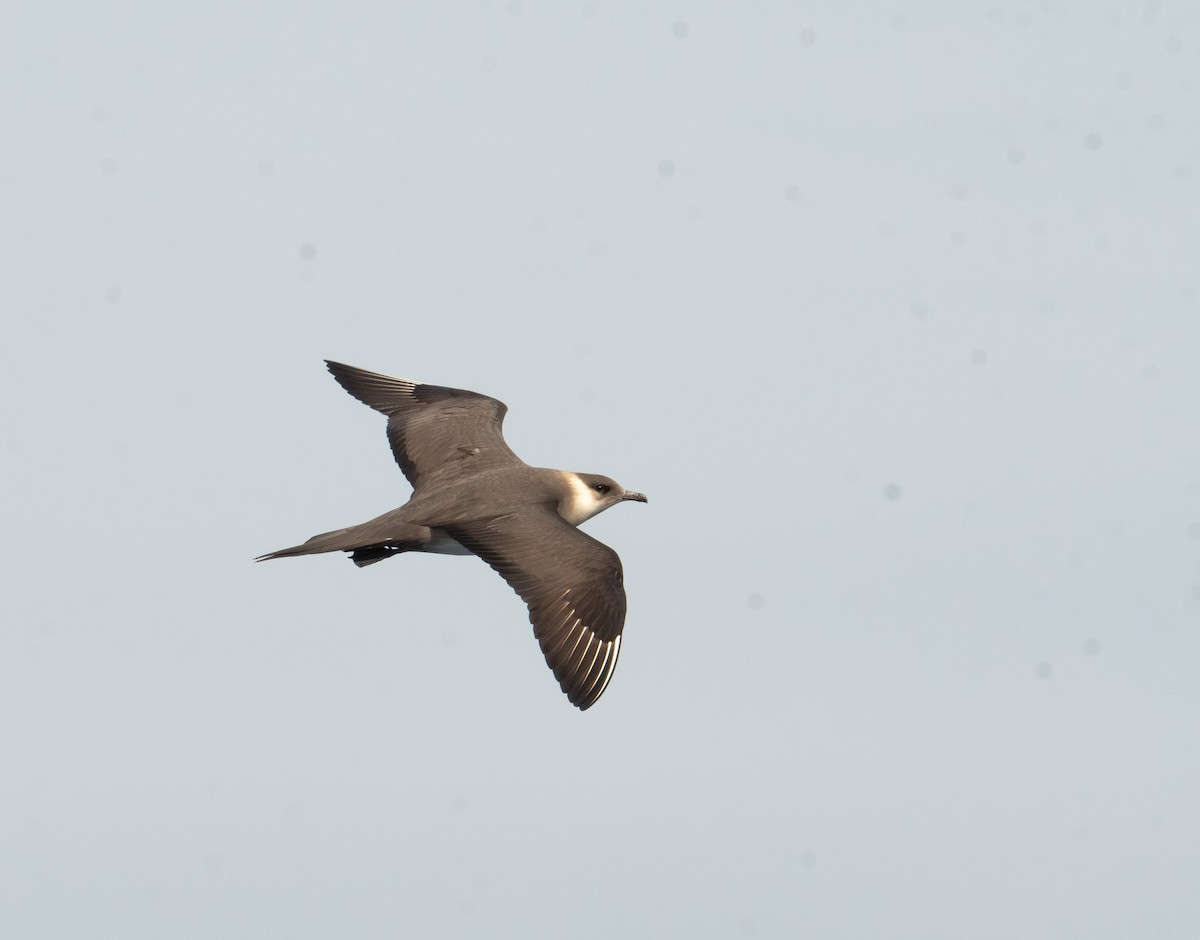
257,361 -> 647,710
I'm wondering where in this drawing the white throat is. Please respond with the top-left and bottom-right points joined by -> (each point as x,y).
558,472 -> 607,526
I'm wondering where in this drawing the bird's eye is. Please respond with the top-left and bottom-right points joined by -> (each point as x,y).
593,483 -> 610,493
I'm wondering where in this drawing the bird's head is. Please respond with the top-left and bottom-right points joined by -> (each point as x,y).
559,472 -> 648,526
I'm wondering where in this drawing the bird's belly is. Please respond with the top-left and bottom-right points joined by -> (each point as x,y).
422,529 -> 474,556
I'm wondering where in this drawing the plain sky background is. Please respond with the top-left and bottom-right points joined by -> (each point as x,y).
4,3 -> 1200,938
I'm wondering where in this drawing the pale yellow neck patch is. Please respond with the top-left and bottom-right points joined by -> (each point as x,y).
558,472 -> 606,526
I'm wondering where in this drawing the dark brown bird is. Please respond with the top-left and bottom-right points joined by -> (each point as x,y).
258,361 -> 647,710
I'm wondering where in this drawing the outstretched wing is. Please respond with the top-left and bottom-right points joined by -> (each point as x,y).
325,360 -> 521,489
446,506 -> 628,710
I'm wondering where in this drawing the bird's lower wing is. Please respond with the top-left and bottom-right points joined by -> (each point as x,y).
445,507 -> 628,710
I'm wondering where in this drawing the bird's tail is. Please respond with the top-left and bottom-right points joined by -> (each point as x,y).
256,517 -> 426,567
255,527 -> 365,562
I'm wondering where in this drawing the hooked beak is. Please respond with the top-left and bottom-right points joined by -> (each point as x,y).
621,490 -> 648,504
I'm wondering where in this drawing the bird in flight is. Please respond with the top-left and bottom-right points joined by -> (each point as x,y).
258,361 -> 647,710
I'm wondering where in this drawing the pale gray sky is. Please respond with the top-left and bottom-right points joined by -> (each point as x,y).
4,3 -> 1200,938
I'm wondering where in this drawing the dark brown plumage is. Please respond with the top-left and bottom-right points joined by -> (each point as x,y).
258,361 -> 646,710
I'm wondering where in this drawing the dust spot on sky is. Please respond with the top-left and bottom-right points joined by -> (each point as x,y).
672,21 -> 689,38
1007,146 -> 1026,164
658,159 -> 676,179
883,483 -> 902,501
747,592 -> 764,610
1084,132 -> 1103,150
299,242 -> 317,261
799,28 -> 816,47
104,286 -> 121,304
1082,638 -> 1101,656
970,349 -> 988,366
1035,661 -> 1054,679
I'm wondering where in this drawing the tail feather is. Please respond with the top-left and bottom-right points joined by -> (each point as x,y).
348,545 -> 407,567
256,520 -> 420,566
255,526 -> 367,562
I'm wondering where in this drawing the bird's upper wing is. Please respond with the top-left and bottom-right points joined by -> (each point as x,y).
325,360 -> 521,489
445,506 -> 628,710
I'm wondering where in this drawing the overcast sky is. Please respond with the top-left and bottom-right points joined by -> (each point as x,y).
4,3 -> 1200,938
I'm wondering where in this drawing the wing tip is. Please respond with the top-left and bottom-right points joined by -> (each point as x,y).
323,360 -> 421,413
563,634 -> 622,711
